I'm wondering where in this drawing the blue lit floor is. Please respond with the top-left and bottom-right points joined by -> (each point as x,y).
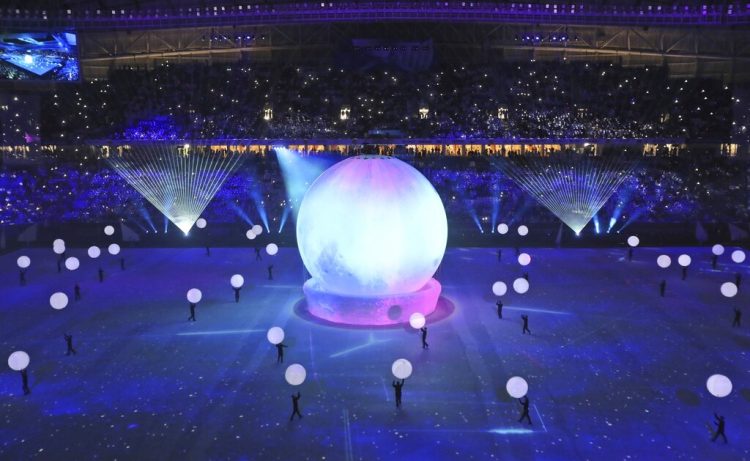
0,246 -> 748,460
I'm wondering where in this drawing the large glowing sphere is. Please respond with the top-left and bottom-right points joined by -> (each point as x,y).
186,288 -> 202,303
88,246 -> 101,259
297,156 -> 447,297
712,244 -> 725,256
408,312 -> 426,329
706,374 -> 732,398
65,257 -> 80,271
108,243 -> 121,255
267,327 -> 284,345
50,292 -> 69,310
656,255 -> 671,268
492,281 -> 507,296
230,274 -> 244,289
731,250 -> 746,263
627,235 -> 639,247
720,282 -> 738,298
678,254 -> 691,267
104,225 -> 115,236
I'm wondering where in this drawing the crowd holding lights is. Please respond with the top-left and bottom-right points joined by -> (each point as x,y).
38,60 -> 732,141
0,149 -> 747,234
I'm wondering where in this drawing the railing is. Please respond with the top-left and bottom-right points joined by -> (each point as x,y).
0,2 -> 748,30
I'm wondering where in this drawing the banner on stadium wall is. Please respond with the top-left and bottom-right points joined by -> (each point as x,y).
350,39 -> 433,71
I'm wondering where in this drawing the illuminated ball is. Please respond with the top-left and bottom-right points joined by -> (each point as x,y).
518,253 -> 531,266
657,255 -> 671,268
53,243 -> 66,255
497,223 -> 509,234
391,358 -> 413,380
186,288 -> 202,304
409,312 -> 426,329
513,277 -> 529,294
712,244 -> 725,256
252,224 -> 263,235
50,292 -> 68,310
492,281 -> 507,297
8,351 -> 30,371
285,364 -> 307,386
517,225 -> 529,236
720,282 -> 738,298
230,274 -> 244,289
65,257 -> 80,271
16,256 -> 30,269
296,156 -> 447,296
53,238 -> 65,248
678,254 -> 691,267
506,376 -> 528,398
108,243 -> 121,255
267,326 -> 284,345
731,250 -> 745,264
196,218 -> 207,229
104,225 -> 115,236
706,374 -> 732,398
627,236 -> 639,247
266,243 -> 279,256
245,229 -> 257,240
87,246 -> 101,259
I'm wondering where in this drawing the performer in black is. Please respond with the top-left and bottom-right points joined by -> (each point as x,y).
276,343 -> 288,363
19,269 -> 26,286
64,333 -> 77,355
659,280 -> 666,297
393,379 -> 404,408
255,247 -> 262,261
732,308 -> 742,327
268,265 -> 274,281
681,266 -> 687,280
711,413 -> 727,443
496,300 -> 503,319
188,302 -> 196,321
74,283 -> 81,301
206,246 -> 210,256
21,369 -> 30,395
234,287 -> 241,303
497,248 -> 502,262
521,315 -> 531,335
120,257 -> 126,270
98,268 -> 105,283
290,392 -> 302,420
711,255 -> 718,270
735,272 -> 742,288
628,248 -> 633,261
420,327 -> 429,349
518,396 -> 532,425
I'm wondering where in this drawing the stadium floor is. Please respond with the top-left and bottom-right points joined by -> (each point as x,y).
1,246 -> 748,460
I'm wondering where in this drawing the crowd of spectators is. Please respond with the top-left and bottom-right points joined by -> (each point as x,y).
39,60 -> 733,142
1,149 -> 747,234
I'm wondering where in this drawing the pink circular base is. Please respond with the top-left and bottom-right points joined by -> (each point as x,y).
303,278 -> 442,326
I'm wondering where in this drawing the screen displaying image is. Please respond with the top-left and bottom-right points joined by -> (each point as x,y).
0,32 -> 79,82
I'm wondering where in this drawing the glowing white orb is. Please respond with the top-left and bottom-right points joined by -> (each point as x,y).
252,224 -> 263,235
517,225 -> 529,236
8,351 -> 30,371
720,282 -> 738,298
230,274 -> 244,288
266,243 -> 279,256
186,288 -> 202,303
513,277 -> 529,294
53,244 -> 66,255
627,236 -> 640,247
16,256 -> 30,269
518,253 -> 531,266
285,364 -> 307,386
492,281 -> 507,296
506,376 -> 528,398
50,292 -> 69,310
104,225 -> 115,236
391,358 -> 413,380
497,223 -> 509,234
409,312 -> 426,329
712,244 -> 725,256
108,243 -> 121,255
65,257 -> 80,271
706,374 -> 732,398
296,156 -> 447,297
657,255 -> 671,268
245,229 -> 257,240
87,246 -> 101,258
53,239 -> 65,248
678,254 -> 691,267
267,326 -> 285,345
731,250 -> 746,263
195,218 -> 207,229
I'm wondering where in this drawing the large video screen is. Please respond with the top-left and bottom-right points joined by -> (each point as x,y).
0,32 -> 79,82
